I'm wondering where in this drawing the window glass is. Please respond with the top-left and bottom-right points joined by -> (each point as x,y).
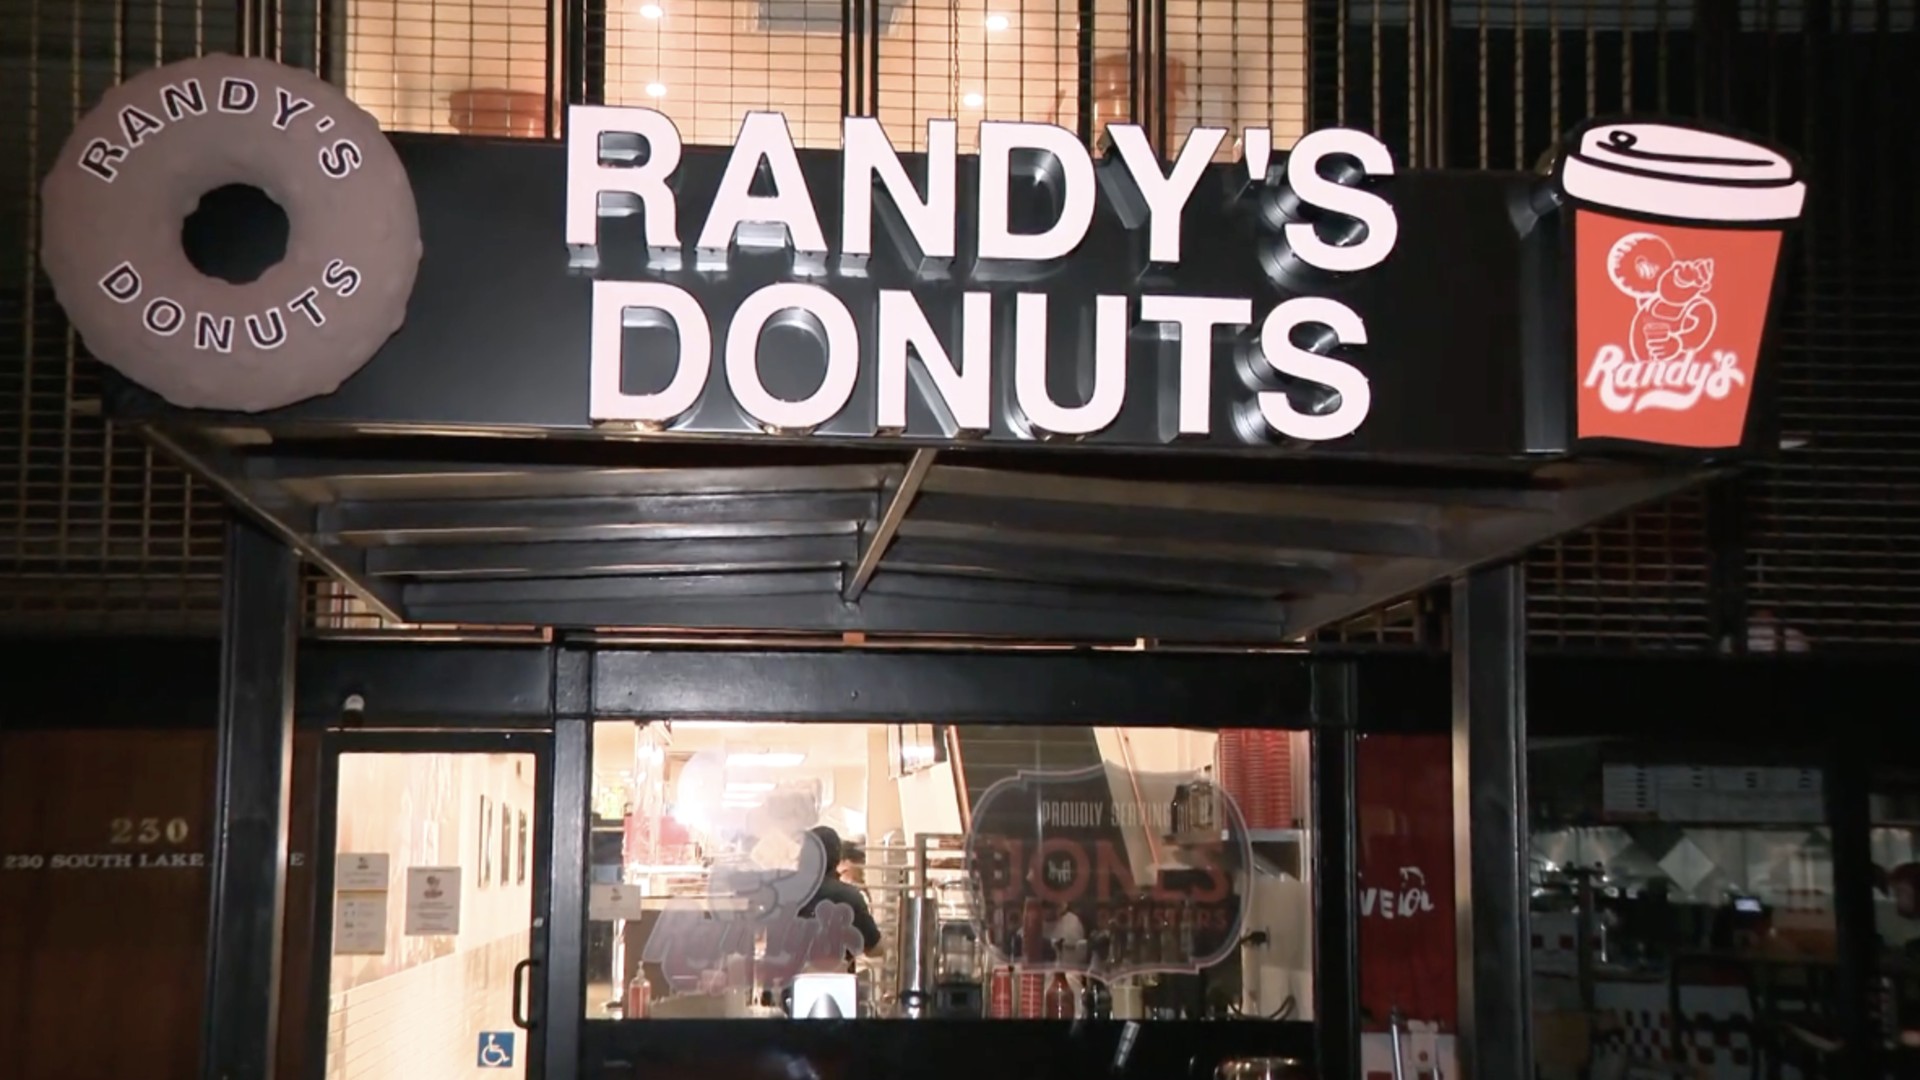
585,720 -> 1312,1021
340,0 -> 1309,152
1530,741 -> 1837,1080
347,0 -> 556,136
1870,768 -> 1920,1072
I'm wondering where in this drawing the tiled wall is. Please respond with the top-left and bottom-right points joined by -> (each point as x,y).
326,930 -> 532,1080
326,752 -> 539,1078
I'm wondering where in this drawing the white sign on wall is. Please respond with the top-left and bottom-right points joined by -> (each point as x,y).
588,882 -> 651,921
333,893 -> 388,955
335,851 -> 390,891
404,865 -> 462,936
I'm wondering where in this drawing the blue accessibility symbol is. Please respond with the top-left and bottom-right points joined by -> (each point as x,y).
476,1031 -> 515,1069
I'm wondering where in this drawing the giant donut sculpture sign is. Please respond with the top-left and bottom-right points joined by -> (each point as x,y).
41,55 -> 421,413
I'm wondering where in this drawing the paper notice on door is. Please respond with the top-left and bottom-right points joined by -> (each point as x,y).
333,893 -> 388,955
404,866 -> 462,936
335,852 -> 391,891
589,882 -> 650,921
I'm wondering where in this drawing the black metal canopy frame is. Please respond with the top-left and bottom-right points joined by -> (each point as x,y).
92,122 -> 1783,643
138,425 -> 1703,642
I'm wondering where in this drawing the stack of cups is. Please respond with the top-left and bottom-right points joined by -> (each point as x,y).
1225,730 -> 1295,831
987,967 -> 1015,1018
1264,730 -> 1294,830
1016,970 -> 1047,1018
1246,730 -> 1279,830
1217,729 -> 1252,828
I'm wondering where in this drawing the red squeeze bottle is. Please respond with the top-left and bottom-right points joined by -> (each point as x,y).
1043,972 -> 1075,1019
625,972 -> 650,1019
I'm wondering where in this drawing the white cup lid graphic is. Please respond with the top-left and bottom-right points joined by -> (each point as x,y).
1560,122 -> 1806,224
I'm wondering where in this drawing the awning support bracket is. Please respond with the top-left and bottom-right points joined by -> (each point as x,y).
843,449 -> 937,602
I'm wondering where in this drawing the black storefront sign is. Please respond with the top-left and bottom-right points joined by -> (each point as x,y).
388,117 -> 1527,456
65,80 -> 1803,461
77,107 -> 1542,457
563,110 -> 1508,455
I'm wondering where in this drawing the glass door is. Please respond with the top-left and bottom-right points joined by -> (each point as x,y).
311,732 -> 552,1080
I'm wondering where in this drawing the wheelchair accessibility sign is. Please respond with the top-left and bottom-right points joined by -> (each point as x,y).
476,1032 -> 515,1069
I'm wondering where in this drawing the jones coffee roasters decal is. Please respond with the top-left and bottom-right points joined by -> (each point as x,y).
1553,121 -> 1806,449
40,54 -> 421,413
962,766 -> 1252,979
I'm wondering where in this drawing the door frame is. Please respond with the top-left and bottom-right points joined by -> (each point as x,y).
304,728 -> 557,1080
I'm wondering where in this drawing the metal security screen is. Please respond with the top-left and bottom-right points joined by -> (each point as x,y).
1313,0 -> 1920,650
0,0 -> 240,631
596,0 -> 1306,154
345,0 -> 558,136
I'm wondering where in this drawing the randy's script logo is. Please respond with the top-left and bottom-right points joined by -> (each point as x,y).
1585,231 -> 1745,415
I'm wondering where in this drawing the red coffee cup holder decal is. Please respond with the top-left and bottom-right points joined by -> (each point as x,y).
1552,121 -> 1807,450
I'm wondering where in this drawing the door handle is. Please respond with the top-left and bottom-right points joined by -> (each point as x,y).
512,958 -> 539,1030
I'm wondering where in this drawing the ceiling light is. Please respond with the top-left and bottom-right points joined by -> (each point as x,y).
962,91 -> 985,109
728,751 -> 805,768
984,13 -> 1010,31
639,3 -> 664,18
645,82 -> 667,98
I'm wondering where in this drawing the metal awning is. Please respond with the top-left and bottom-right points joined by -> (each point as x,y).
140,423 -> 1704,643
90,126 -> 1767,645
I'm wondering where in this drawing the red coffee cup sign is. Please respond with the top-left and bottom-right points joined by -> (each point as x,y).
1556,122 -> 1806,449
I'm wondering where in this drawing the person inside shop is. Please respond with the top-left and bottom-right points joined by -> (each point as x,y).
839,841 -> 867,888
800,825 -> 883,966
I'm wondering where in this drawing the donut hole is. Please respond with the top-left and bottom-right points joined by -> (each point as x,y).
180,183 -> 290,285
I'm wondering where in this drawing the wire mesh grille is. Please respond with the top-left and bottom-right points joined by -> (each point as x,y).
346,0 -> 556,136
1737,0 -> 1920,648
598,0 -> 1306,154
0,0 -> 240,633
1527,493 -> 1713,648
1313,0 -> 1920,649
603,0 -> 848,146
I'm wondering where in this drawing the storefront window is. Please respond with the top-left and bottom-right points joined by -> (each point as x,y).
342,0 -> 1307,151
584,720 -> 1312,1022
1529,742 -> 1837,1080
1869,768 -> 1920,1072
347,0 -> 555,136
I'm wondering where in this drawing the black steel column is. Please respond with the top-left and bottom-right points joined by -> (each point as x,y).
1312,660 -> 1361,1080
202,516 -> 300,1080
1452,564 -> 1532,1080
1705,477 -> 1750,653
1826,743 -> 1880,1078
542,647 -> 592,1080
